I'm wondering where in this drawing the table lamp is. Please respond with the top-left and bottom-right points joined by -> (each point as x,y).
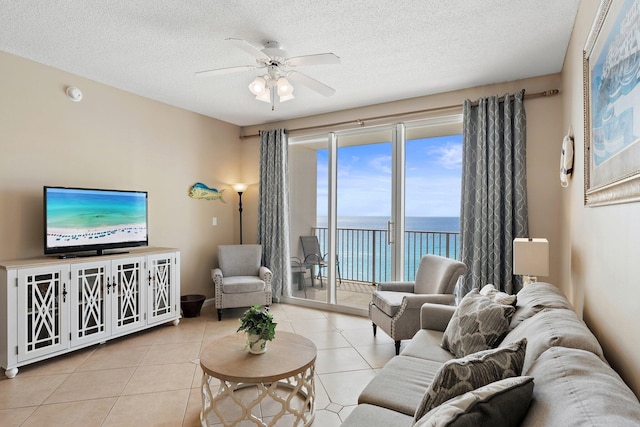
513,238 -> 549,286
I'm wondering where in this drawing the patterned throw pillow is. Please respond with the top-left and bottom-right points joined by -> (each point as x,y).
414,338 -> 527,422
480,284 -> 517,306
414,376 -> 534,427
442,289 -> 516,358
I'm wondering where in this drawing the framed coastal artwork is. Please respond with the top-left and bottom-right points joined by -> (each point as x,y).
583,0 -> 640,206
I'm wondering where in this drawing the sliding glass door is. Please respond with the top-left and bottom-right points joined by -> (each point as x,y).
288,118 -> 462,312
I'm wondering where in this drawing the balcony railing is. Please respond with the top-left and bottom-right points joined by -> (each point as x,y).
312,227 -> 460,283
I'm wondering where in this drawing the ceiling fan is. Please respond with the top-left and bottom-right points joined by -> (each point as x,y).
196,38 -> 340,109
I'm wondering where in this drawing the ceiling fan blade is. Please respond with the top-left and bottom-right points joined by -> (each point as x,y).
195,65 -> 259,77
288,70 -> 336,97
285,53 -> 340,67
226,38 -> 271,62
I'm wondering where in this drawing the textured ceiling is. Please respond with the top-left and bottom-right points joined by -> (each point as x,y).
0,1 -> 580,127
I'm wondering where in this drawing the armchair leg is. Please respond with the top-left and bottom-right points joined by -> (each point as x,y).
217,309 -> 222,321
372,322 -> 377,336
395,341 -> 401,355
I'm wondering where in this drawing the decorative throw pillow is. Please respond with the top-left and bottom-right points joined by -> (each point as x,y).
414,376 -> 534,427
414,338 -> 527,421
442,290 -> 516,358
480,284 -> 517,306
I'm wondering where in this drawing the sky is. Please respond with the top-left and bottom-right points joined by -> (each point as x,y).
316,134 -> 462,217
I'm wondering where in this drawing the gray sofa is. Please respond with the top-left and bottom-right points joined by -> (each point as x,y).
342,282 -> 640,426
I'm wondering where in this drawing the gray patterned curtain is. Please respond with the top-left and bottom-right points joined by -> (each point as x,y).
258,129 -> 291,301
459,90 -> 528,296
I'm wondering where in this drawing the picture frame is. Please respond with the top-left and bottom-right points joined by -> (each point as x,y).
583,0 -> 640,206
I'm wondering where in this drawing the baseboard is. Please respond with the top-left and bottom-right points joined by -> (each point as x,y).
203,298 -> 216,307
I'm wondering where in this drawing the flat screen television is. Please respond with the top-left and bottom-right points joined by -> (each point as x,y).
44,186 -> 148,257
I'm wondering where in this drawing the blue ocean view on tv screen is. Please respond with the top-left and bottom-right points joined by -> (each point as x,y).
45,187 -> 148,251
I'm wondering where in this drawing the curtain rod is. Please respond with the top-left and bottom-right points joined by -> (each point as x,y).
239,89 -> 559,139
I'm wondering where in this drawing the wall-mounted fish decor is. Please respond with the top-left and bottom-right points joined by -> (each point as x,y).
189,182 -> 226,202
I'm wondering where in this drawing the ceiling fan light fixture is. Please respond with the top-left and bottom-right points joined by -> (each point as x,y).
277,77 -> 294,96
248,76 -> 267,95
277,77 -> 295,102
255,88 -> 271,103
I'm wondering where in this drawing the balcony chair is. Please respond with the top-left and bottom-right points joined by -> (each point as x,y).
211,244 -> 272,321
369,254 -> 467,355
299,235 -> 342,287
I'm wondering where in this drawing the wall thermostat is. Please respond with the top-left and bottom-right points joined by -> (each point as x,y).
65,86 -> 83,102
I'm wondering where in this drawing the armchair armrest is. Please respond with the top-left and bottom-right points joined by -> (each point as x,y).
212,268 -> 224,296
259,266 -> 273,288
376,281 -> 415,293
420,303 -> 456,331
402,293 -> 455,309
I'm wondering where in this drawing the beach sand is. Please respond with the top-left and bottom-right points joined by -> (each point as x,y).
47,223 -> 147,248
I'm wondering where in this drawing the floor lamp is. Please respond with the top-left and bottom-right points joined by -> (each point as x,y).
232,183 -> 248,244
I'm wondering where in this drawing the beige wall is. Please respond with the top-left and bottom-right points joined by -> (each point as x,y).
240,73 -> 565,286
0,51 -> 242,298
561,0 -> 640,396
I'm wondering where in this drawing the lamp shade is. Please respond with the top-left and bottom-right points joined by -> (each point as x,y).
248,76 -> 266,95
255,90 -> 271,103
277,77 -> 295,101
232,183 -> 248,193
513,238 -> 549,276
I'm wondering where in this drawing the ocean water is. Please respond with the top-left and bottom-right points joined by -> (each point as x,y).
313,216 -> 460,282
47,189 -> 147,229
316,216 -> 459,232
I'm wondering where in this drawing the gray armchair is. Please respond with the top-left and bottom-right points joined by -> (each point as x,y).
211,244 -> 272,321
369,254 -> 467,354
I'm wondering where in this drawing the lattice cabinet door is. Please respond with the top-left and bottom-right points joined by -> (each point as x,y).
111,257 -> 145,335
16,265 -> 70,362
70,261 -> 110,347
147,253 -> 179,325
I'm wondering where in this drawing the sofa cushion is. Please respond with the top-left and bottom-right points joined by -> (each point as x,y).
441,290 -> 515,358
340,403 -> 413,427
358,355 -> 442,416
509,282 -> 572,330
500,308 -> 605,374
479,284 -> 517,306
372,291 -> 412,317
222,276 -> 266,294
414,376 -> 534,427
401,329 -> 456,363
414,338 -> 527,421
521,347 -> 640,427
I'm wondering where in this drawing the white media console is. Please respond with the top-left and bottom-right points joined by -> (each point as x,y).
0,247 -> 180,378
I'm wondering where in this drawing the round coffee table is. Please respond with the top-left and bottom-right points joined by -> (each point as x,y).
200,331 -> 317,427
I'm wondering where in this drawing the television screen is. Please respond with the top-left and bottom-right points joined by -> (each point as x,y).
44,186 -> 148,256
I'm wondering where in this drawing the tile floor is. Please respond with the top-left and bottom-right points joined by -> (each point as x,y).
0,303 -> 399,426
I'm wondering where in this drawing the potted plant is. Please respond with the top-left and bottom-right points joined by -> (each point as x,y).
237,305 -> 277,354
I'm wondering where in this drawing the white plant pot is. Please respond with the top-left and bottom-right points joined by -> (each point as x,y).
248,333 -> 268,354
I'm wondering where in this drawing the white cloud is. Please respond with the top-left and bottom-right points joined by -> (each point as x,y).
429,143 -> 462,169
368,155 -> 392,174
